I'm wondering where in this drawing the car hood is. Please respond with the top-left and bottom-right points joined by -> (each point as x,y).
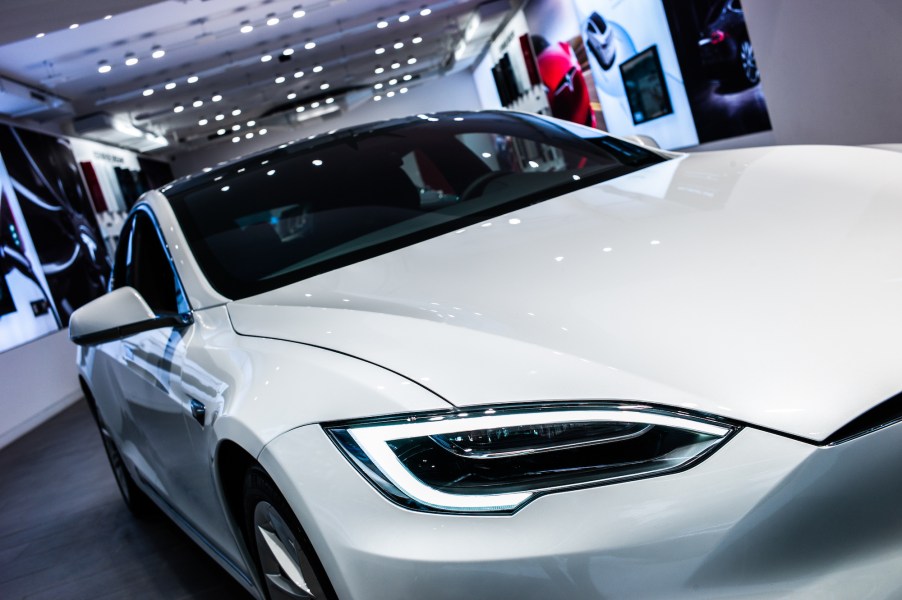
228,145 -> 902,441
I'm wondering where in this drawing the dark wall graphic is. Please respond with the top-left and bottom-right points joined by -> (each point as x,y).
0,125 -> 110,329
661,0 -> 771,143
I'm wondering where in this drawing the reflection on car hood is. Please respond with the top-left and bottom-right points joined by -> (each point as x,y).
228,146 -> 902,441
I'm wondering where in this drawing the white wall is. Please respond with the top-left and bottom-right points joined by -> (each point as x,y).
171,69 -> 484,177
0,330 -> 80,448
738,0 -> 902,147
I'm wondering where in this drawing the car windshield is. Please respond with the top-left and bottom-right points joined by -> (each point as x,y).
168,111 -> 665,299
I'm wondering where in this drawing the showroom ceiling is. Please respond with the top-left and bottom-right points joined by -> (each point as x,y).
0,0 -> 512,153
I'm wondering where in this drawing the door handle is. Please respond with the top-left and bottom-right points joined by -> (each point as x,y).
189,398 -> 206,427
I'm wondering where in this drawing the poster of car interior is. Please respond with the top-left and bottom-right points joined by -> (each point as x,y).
660,0 -> 771,143
523,0 -> 606,130
568,0 -> 700,149
0,124 -> 109,336
0,164 -> 59,353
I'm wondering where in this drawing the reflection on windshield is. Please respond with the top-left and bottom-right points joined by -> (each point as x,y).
168,112 -> 665,299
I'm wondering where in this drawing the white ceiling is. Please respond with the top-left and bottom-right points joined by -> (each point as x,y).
0,0 -> 513,154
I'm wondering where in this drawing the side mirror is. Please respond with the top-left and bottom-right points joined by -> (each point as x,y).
69,286 -> 192,346
624,135 -> 661,149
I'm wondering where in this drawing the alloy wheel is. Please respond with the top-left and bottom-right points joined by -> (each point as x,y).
740,40 -> 760,84
253,501 -> 323,599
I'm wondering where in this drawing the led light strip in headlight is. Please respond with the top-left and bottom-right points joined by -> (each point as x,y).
327,405 -> 737,514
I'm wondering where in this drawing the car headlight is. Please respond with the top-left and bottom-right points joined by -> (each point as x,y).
325,404 -> 737,514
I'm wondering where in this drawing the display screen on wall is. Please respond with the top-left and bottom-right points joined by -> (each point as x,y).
620,45 -> 674,124
0,125 -> 110,329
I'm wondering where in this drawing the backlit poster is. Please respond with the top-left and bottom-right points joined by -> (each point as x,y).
660,0 -> 771,143
571,0 -> 699,149
0,125 -> 109,330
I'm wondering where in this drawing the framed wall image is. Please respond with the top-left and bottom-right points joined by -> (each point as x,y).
620,45 -> 674,125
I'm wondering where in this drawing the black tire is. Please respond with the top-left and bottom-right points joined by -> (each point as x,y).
243,467 -> 338,600
95,415 -> 154,517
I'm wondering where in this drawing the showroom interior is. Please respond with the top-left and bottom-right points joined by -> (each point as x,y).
2,0 -> 902,598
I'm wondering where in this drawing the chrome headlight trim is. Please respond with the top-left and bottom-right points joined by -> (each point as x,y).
325,403 -> 739,515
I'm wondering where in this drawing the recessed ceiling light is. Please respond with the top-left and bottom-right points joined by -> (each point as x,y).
261,54 -> 273,63
374,83 -> 383,89
212,93 -> 222,102
215,114 -> 225,121
374,95 -> 382,101
389,78 -> 398,85
97,60 -> 111,74
232,108 -> 242,116
232,124 -> 241,131
375,47 -> 385,55
240,21 -> 253,34
412,36 -> 423,44
217,128 -> 226,135
420,8 -> 432,17
143,88 -> 154,97
407,57 -> 417,64
391,62 -> 401,69
400,87 -> 408,94
259,128 -> 268,135
283,48 -> 294,56
377,19 -> 389,29
69,23 -> 79,30
246,132 -> 254,139
312,65 -> 323,73
325,97 -> 335,104
375,66 -> 384,74
275,76 -> 286,84
232,137 -> 240,143
193,98 -> 203,108
104,15 -> 112,20
174,104 -> 184,113
320,83 -> 329,90
403,74 -> 413,81
293,8 -> 306,18
198,118 -> 208,126
266,14 -> 279,26
165,81 -> 176,90
304,41 -> 316,50
387,91 -> 395,98
311,101 -> 320,108
394,41 -> 404,49
35,33 -> 45,39
187,75 -> 199,83
247,120 -> 256,127
125,53 -> 138,66
287,92 -> 297,100
399,13 -> 410,22
151,46 -> 165,59
296,106 -> 305,112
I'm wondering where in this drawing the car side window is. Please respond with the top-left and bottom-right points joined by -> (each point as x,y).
113,210 -> 187,316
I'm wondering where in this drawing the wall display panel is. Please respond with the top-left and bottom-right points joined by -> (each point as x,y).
0,166 -> 63,352
570,0 -> 699,149
660,0 -> 771,143
0,125 -> 109,337
481,11 -> 552,117
523,0 -> 605,129
70,138 -> 164,255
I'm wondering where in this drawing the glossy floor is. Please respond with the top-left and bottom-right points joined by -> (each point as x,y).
0,400 -> 251,600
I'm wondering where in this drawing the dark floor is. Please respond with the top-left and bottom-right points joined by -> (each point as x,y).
0,400 -> 253,600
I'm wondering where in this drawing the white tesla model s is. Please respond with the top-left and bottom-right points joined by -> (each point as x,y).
70,110 -> 902,600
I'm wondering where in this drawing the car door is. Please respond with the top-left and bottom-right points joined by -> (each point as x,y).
104,207 -> 242,564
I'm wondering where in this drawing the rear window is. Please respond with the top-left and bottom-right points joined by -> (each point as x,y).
169,112 -> 664,299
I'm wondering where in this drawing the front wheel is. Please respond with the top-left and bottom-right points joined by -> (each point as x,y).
244,467 -> 337,600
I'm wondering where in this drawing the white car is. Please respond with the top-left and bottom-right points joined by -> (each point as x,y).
70,110 -> 902,600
